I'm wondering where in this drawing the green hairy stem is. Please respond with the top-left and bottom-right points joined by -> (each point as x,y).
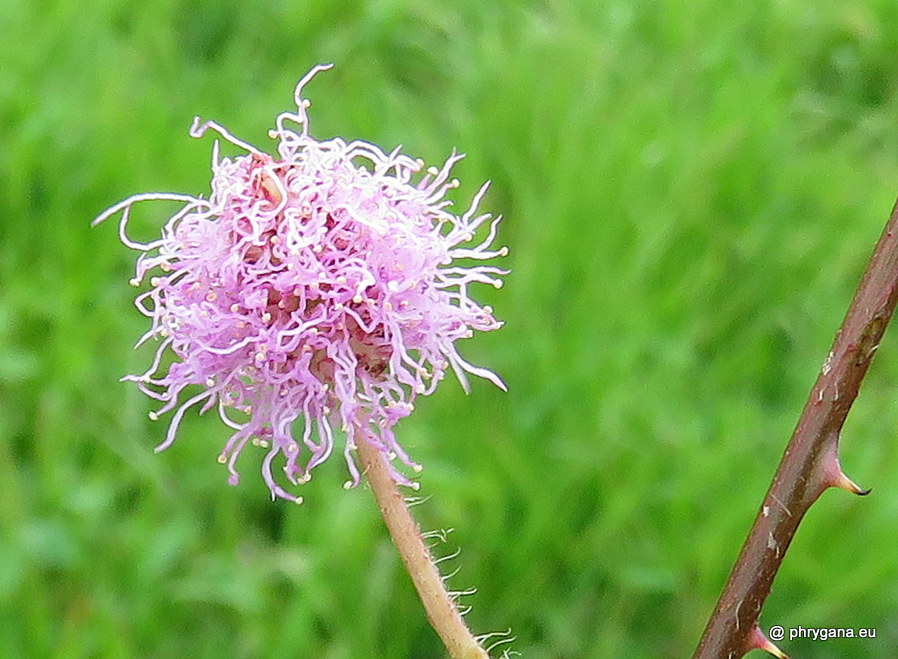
356,436 -> 489,659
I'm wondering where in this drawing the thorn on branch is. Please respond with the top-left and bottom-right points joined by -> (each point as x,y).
744,623 -> 789,659
815,433 -> 871,496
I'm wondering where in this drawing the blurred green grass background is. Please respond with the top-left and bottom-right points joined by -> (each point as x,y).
4,1 -> 898,657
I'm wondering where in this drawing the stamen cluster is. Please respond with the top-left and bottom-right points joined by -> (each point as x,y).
95,65 -> 507,501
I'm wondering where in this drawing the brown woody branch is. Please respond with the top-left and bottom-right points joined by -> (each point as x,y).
693,197 -> 898,659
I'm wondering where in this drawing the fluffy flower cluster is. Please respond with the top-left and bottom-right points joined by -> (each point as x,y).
95,65 -> 507,502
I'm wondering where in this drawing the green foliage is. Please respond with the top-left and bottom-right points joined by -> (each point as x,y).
3,0 -> 898,657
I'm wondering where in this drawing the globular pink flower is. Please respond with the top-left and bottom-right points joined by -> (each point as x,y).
95,65 -> 507,502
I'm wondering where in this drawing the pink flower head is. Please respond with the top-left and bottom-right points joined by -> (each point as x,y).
94,65 -> 507,502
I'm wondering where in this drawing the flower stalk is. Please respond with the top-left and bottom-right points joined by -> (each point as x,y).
356,433 -> 488,659
693,196 -> 898,658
